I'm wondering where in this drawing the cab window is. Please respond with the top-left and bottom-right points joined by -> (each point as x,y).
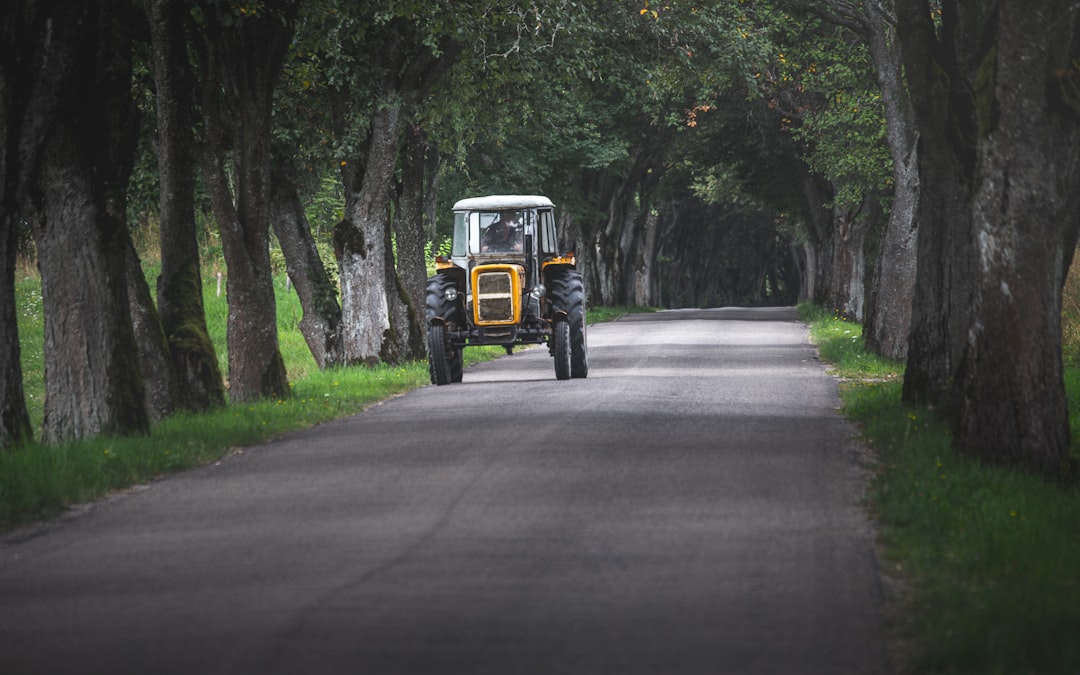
452,212 -> 468,257
539,209 -> 557,255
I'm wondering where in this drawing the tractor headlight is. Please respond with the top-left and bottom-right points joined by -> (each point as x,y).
529,284 -> 546,300
445,287 -> 459,302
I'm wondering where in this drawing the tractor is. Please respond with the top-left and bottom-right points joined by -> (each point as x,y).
424,195 -> 588,384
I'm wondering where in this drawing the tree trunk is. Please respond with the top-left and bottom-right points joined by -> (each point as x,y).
799,168 -> 836,306
391,122 -> 434,361
196,2 -> 294,402
825,206 -> 871,320
898,0 -> 1080,478
956,0 -> 1080,476
146,0 -> 225,411
0,208 -> 30,447
0,4 -> 40,447
632,207 -> 661,306
861,0 -> 920,361
897,0 -> 982,411
796,241 -> 817,305
335,101 -> 402,366
31,1 -> 149,442
270,167 -> 343,368
124,235 -> 177,424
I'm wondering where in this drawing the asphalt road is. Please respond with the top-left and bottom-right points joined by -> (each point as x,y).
0,307 -> 890,675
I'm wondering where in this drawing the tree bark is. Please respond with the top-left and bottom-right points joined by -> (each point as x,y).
146,0 -> 225,411
329,25 -> 458,366
898,0 -> 1080,478
897,0 -> 983,411
335,101 -> 402,365
391,121 -> 434,361
0,3 -> 42,447
632,207 -> 662,306
798,168 -> 836,306
31,1 -> 149,442
196,1 -> 294,402
956,0 -> 1080,476
824,206 -> 871,320
124,235 -> 177,424
861,0 -> 920,360
270,165 -> 343,368
0,209 -> 29,448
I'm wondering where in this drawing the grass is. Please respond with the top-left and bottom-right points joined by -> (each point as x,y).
798,303 -> 901,380
587,304 -> 656,323
799,303 -> 1080,675
3,268 -> 644,531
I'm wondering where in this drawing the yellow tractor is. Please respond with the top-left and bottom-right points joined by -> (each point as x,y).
425,195 -> 588,384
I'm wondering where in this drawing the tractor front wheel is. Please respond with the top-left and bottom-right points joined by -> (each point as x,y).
553,320 -> 571,381
427,324 -> 453,386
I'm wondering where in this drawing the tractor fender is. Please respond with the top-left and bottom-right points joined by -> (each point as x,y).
429,315 -> 447,327
551,309 -> 569,324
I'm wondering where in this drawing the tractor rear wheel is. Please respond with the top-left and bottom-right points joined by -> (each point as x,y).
548,270 -> 588,378
425,275 -> 464,384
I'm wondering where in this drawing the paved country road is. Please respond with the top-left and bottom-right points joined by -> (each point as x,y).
0,307 -> 890,675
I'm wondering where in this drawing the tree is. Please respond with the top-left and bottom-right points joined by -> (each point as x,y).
265,1 -> 348,370
327,5 -> 462,365
390,121 -> 439,360
28,0 -> 150,442
898,0 -> 1080,477
270,162 -> 343,368
194,0 -> 296,402
145,0 -> 226,411
0,2 -> 40,447
789,0 -> 920,359
853,0 -> 920,361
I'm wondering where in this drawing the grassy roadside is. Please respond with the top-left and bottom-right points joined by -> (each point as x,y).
799,303 -> 1080,675
2,271 -> 641,531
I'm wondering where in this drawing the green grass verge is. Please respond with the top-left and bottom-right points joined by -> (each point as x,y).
799,303 -> 1080,675
4,271 -> 646,531
587,304 -> 656,323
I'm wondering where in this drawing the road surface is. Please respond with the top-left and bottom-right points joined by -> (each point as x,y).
0,307 -> 890,674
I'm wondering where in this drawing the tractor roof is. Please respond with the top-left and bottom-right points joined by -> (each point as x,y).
452,195 -> 555,211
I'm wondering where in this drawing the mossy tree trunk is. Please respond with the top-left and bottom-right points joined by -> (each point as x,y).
146,0 -> 225,412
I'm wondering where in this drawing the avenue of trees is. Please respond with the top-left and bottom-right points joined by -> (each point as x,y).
2,0 -> 1079,480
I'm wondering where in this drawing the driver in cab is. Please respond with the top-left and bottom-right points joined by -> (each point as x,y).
481,213 -> 522,252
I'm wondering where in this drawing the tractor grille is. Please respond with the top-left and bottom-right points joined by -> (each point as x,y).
475,270 -> 516,323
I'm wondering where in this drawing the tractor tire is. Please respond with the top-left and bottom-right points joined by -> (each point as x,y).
553,320 -> 571,380
548,270 -> 588,378
427,323 -> 452,386
425,275 -> 464,384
